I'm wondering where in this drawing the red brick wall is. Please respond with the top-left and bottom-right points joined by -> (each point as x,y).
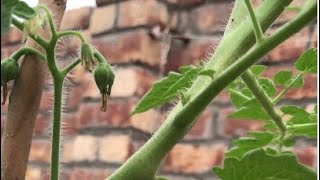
1,0 -> 318,179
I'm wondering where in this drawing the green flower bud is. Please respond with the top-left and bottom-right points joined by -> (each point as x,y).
1,58 -> 19,105
94,63 -> 115,112
80,43 -> 95,72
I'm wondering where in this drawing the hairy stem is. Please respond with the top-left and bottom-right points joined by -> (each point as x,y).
50,76 -> 64,180
57,30 -> 86,43
241,71 -> 286,137
11,47 -> 46,62
273,73 -> 303,104
11,17 -> 49,48
108,0 -> 316,179
244,0 -> 264,42
37,5 -> 57,37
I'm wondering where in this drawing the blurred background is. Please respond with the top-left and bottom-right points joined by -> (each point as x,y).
1,0 -> 318,179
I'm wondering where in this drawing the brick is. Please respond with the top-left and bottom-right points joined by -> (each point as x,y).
217,107 -> 264,137
261,66 -> 317,100
25,166 -> 41,180
34,113 -> 49,136
293,146 -> 317,168
267,27 -> 309,62
69,169 -> 110,180
29,140 -> 51,163
165,39 -> 217,72
118,0 -> 168,28
190,4 -> 232,34
62,135 -> 98,162
39,90 -> 53,112
96,0 -> 115,6
130,109 -> 161,133
163,144 -> 227,173
1,28 -> 23,45
111,67 -> 157,97
61,7 -> 92,30
277,0 -> 304,23
90,5 -> 116,35
61,113 -> 79,135
76,100 -> 132,129
93,30 -> 163,67
1,44 -> 21,59
99,135 -> 131,163
185,108 -> 213,139
165,0 -> 204,7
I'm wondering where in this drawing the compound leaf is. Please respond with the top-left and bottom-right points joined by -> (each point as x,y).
213,149 -> 317,180
226,131 -> 274,158
13,1 -> 35,19
294,48 -> 317,74
132,66 -> 204,114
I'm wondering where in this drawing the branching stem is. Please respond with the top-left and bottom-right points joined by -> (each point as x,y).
11,47 -> 46,62
11,17 -> 49,48
273,73 -> 303,104
241,71 -> 286,137
244,0 -> 264,43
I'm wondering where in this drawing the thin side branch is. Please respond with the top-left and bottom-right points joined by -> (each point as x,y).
244,0 -> 264,43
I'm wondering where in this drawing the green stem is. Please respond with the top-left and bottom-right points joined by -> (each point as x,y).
287,123 -> 317,133
244,0 -> 264,42
11,47 -> 46,62
61,58 -> 81,76
93,50 -> 107,64
241,71 -> 286,137
57,31 -> 86,43
272,73 -> 303,104
108,1 -> 316,179
37,5 -> 57,37
11,17 -> 48,48
50,75 -> 64,180
228,88 -> 251,101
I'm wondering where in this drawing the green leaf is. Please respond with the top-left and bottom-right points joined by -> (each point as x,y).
213,149 -> 317,180
258,78 -> 276,97
226,132 -> 274,158
228,99 -> 270,121
250,65 -> 267,77
290,74 -> 304,88
294,48 -> 317,74
280,105 -> 311,124
132,66 -> 203,114
273,71 -> 292,86
1,0 -> 19,36
287,123 -> 317,138
13,1 -> 35,19
155,177 -> 168,180
228,89 -> 251,108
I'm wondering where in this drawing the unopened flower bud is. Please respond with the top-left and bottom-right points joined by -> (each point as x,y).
1,58 -> 19,105
93,63 -> 115,112
80,43 -> 95,72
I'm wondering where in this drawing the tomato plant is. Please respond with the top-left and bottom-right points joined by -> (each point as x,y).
1,0 -> 317,179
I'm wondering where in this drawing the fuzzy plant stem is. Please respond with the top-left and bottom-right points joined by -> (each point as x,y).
241,0 -> 286,138
272,73 -> 303,104
241,71 -> 286,136
108,0 -> 316,179
50,76 -> 64,180
12,7 -> 86,177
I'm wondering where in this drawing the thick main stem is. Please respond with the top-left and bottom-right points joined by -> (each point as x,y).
50,77 -> 63,180
108,1 -> 316,179
241,71 -> 286,136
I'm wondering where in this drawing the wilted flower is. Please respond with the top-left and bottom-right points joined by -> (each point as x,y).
80,43 -> 95,71
1,58 -> 19,105
22,10 -> 46,42
93,63 -> 115,112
